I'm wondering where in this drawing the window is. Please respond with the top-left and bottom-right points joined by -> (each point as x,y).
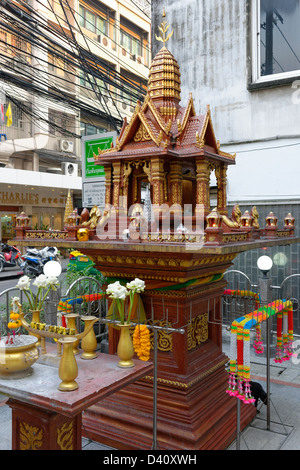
85,10 -> 96,33
120,29 -> 142,57
79,4 -> 107,36
252,0 -> 300,83
80,122 -> 107,136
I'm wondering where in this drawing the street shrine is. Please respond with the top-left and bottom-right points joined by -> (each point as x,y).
11,13 -> 299,450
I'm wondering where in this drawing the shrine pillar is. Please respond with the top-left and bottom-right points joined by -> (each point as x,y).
103,164 -> 112,207
216,164 -> 228,216
151,157 -> 166,212
195,159 -> 210,217
169,160 -> 183,210
112,161 -> 122,211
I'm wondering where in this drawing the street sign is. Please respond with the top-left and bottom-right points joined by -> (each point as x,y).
81,132 -> 116,208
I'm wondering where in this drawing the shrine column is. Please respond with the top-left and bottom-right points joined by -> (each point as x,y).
169,160 -> 183,211
195,158 -> 210,217
103,164 -> 112,206
151,157 -> 165,210
216,164 -> 228,216
112,161 -> 122,211
121,162 -> 133,212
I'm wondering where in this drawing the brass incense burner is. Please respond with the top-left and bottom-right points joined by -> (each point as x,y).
16,302 -> 98,391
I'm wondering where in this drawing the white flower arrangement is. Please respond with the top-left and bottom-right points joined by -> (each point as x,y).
106,278 -> 145,324
16,274 -> 59,311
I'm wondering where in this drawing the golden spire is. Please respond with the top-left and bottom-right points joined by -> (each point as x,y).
155,8 -> 174,45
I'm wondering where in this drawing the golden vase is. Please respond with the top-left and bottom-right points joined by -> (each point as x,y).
64,314 -> 80,355
29,309 -> 42,346
81,316 -> 98,360
58,337 -> 79,391
117,324 -> 135,368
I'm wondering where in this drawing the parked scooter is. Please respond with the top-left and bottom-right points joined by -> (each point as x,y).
0,243 -> 22,273
20,246 -> 60,278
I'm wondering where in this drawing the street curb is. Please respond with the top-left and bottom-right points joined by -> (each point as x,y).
0,271 -> 23,281
0,266 -> 67,282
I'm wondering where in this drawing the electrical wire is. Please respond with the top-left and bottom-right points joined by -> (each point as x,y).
0,0 -> 149,137
0,7 -> 147,100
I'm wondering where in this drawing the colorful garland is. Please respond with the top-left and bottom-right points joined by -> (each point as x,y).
132,324 -> 150,361
224,289 -> 264,354
57,293 -> 103,326
226,299 -> 293,404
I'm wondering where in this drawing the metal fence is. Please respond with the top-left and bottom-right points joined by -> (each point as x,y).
222,270 -> 300,337
0,276 -> 107,349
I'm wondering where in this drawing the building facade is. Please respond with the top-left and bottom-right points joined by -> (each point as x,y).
152,0 -> 300,293
0,0 -> 151,241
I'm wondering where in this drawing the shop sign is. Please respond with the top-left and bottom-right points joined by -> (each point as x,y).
82,132 -> 116,180
0,191 -> 66,207
81,132 -> 116,208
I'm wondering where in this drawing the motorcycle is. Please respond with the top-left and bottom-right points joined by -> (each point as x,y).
20,246 -> 60,278
0,243 -> 22,273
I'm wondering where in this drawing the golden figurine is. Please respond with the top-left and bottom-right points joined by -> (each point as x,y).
82,205 -> 101,229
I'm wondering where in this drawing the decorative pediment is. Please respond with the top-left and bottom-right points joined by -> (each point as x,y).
176,93 -> 196,137
134,122 -> 152,142
195,105 -> 218,150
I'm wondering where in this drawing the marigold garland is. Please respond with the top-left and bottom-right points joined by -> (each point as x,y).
8,310 -> 21,330
133,324 -> 150,361
227,299 -> 293,404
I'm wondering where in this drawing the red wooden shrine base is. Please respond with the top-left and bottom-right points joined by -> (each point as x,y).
8,399 -> 82,450
83,341 -> 256,451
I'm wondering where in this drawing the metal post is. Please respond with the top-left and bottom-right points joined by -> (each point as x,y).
236,398 -> 241,450
152,328 -> 158,450
266,314 -> 271,430
259,274 -> 272,431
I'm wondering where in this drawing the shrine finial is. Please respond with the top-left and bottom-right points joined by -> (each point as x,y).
155,8 -> 174,45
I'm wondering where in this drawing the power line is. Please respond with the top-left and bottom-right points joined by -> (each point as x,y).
0,0 -> 149,136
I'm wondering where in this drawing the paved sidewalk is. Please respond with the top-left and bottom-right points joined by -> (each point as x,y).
0,327 -> 300,450
223,328 -> 300,450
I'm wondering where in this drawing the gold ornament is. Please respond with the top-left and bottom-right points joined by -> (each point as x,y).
77,228 -> 89,241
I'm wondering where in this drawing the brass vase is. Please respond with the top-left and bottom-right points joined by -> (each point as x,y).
117,324 -> 135,368
64,314 -> 80,355
29,309 -> 42,346
81,316 -> 98,360
58,337 -> 78,391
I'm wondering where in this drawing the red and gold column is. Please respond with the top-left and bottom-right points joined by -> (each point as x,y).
195,158 -> 210,217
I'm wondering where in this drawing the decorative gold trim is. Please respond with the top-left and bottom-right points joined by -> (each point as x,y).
20,422 -> 43,450
57,421 -> 74,450
143,358 -> 228,389
180,94 -> 196,135
155,9 -> 174,45
95,253 -> 236,269
134,122 -> 152,142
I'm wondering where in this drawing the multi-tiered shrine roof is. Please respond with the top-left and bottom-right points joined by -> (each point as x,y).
94,45 -> 235,166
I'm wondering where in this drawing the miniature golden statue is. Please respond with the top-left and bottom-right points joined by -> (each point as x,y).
82,205 -> 101,229
251,206 -> 260,229
222,204 -> 242,228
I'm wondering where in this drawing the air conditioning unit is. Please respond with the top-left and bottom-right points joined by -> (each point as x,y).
62,162 -> 78,176
60,139 -> 74,153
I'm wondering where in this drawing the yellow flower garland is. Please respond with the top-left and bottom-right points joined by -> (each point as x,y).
133,324 -> 150,361
8,311 -> 21,330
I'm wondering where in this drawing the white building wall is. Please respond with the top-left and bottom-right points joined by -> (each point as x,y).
152,0 -> 300,204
